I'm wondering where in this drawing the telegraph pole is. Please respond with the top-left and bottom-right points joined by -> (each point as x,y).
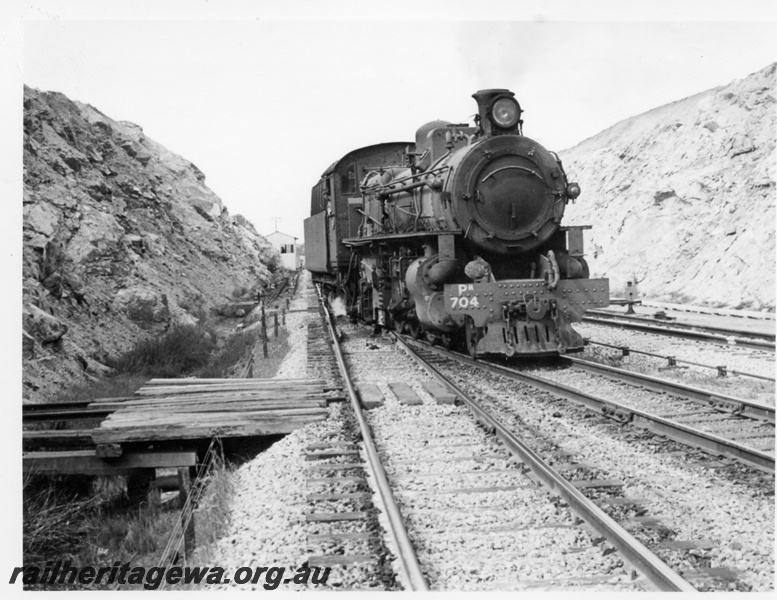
270,217 -> 282,231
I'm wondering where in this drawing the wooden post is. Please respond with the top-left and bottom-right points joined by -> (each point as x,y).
261,304 -> 268,358
274,313 -> 279,337
178,467 -> 196,558
282,309 -> 286,327
126,469 -> 155,504
286,298 -> 290,309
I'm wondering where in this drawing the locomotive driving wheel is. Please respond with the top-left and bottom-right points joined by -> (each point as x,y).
465,317 -> 479,358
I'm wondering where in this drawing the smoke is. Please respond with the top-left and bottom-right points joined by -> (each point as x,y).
454,22 -> 551,90
329,295 -> 347,317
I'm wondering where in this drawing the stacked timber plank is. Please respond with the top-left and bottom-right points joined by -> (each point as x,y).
91,378 -> 339,445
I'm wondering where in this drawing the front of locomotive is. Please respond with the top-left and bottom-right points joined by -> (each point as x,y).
439,89 -> 610,356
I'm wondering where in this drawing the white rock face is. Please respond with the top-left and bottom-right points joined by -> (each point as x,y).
562,63 -> 776,310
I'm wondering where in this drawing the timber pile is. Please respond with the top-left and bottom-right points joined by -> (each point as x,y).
91,378 -> 341,445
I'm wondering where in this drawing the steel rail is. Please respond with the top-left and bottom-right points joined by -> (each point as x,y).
582,315 -> 776,353
392,333 -> 696,592
565,356 -> 775,424
640,300 -> 776,322
403,339 -> 774,474
586,339 -> 775,382
317,288 -> 428,591
586,308 -> 776,342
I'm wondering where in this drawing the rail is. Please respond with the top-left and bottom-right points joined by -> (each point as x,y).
587,308 -> 776,342
317,287 -> 428,591
392,333 -> 697,592
565,356 -> 775,423
586,339 -> 775,381
582,315 -> 776,353
400,339 -> 774,474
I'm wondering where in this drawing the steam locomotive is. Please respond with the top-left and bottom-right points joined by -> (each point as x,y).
305,89 -> 609,357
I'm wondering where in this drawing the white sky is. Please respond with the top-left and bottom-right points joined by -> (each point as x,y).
9,1 -> 777,241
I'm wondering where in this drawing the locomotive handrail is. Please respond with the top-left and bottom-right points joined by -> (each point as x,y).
360,164 -> 450,192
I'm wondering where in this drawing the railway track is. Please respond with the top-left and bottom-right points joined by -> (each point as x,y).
582,313 -> 776,353
312,293 -> 706,591
390,334 -> 773,590
402,340 -> 774,474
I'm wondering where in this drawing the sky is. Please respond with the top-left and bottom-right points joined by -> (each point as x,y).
9,1 -> 777,241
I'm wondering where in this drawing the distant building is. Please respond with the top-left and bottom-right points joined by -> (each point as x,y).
265,230 -> 298,270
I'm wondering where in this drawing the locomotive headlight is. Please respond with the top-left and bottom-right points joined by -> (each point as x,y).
566,182 -> 581,199
491,97 -> 520,128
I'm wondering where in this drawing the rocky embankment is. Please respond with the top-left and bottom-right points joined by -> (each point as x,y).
23,86 -> 280,402
562,63 -> 776,310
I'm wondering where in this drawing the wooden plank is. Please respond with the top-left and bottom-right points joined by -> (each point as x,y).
307,477 -> 366,486
23,401 -> 93,412
23,450 -> 197,475
144,377 -> 327,386
388,382 -> 423,406
358,384 -> 384,409
596,497 -> 650,506
307,555 -> 373,567
23,429 -> 96,449
151,474 -> 180,491
306,441 -> 358,451
571,479 -> 624,489
100,407 -> 328,422
630,516 -> 671,528
682,567 -> 740,580
306,450 -> 360,460
135,382 -> 328,396
92,394 -> 332,409
306,492 -> 371,502
388,453 -> 510,465
91,416 -> 326,443
94,401 -> 328,413
308,532 -> 375,542
307,463 -> 364,471
657,540 -> 715,550
22,408 -> 114,422
400,484 -> 534,496
421,380 -> 457,405
392,468 -> 526,480
305,512 -> 367,522
100,408 -> 327,425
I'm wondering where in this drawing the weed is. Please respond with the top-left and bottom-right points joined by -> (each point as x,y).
195,328 -> 262,379
107,324 -> 216,377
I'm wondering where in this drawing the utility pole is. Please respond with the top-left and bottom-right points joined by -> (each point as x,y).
270,217 -> 282,231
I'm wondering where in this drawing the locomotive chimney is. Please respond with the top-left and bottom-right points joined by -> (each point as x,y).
472,89 -> 522,137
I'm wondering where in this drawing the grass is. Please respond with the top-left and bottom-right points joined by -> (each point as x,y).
243,327 -> 290,379
24,314 -> 293,588
195,327 -> 263,379
22,474 -> 180,590
107,324 -> 217,378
